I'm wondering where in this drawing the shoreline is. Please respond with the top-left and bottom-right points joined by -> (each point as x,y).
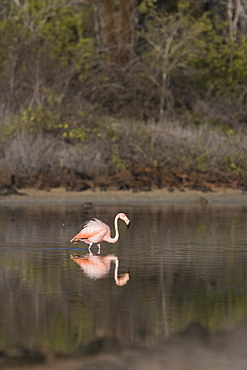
0,187 -> 247,206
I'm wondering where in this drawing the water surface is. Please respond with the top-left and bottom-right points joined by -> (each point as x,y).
0,204 -> 247,353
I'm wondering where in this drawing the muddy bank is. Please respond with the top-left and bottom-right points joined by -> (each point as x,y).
0,186 -> 247,206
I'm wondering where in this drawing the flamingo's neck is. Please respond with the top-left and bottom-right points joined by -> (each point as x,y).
103,255 -> 119,281
113,257 -> 129,286
106,214 -> 120,243
114,257 -> 119,281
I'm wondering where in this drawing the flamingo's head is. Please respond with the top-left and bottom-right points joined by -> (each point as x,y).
115,272 -> 130,286
118,213 -> 131,229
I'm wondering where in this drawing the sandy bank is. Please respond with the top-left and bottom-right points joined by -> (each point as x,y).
0,187 -> 247,206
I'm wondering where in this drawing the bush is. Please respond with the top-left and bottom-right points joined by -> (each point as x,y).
3,131 -> 64,178
1,121 -> 247,189
61,139 -> 113,180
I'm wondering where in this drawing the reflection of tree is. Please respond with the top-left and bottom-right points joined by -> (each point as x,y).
159,249 -> 170,339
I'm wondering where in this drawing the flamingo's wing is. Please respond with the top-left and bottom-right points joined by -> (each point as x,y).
70,218 -> 110,243
70,254 -> 108,278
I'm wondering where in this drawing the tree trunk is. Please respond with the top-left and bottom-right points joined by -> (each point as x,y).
100,0 -> 135,64
118,0 -> 135,63
101,0 -> 117,62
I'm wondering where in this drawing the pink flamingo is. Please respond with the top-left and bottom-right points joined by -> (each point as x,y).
70,212 -> 130,254
70,254 -> 130,286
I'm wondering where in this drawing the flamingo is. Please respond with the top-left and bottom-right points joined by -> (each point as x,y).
70,212 -> 130,254
70,254 -> 130,286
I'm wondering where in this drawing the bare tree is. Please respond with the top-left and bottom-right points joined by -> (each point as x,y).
226,0 -> 241,41
239,0 -> 247,34
142,12 -> 206,122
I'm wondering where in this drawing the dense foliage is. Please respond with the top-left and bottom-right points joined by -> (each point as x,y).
0,0 -> 247,189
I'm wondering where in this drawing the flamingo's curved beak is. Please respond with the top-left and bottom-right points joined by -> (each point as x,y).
122,214 -> 130,228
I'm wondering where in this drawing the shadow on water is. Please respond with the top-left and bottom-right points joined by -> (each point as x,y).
1,204 -> 247,368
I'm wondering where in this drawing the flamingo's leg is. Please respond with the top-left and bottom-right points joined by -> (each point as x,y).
97,244 -> 101,254
88,243 -> 93,255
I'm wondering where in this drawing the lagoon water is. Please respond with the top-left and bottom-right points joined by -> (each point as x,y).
0,203 -> 247,354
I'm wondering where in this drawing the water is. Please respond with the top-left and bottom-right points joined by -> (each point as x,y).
0,204 -> 247,354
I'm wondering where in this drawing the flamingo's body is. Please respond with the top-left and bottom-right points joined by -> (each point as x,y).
70,212 -> 130,253
70,254 -> 130,286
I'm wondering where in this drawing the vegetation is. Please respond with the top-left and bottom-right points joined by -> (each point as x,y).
0,0 -> 247,190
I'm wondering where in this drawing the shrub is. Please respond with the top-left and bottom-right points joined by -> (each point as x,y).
61,139 -> 113,180
1,117 -> 247,190
3,131 -> 64,178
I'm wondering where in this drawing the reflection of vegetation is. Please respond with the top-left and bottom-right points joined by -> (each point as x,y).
0,251 -> 106,353
0,205 -> 247,352
170,271 -> 247,333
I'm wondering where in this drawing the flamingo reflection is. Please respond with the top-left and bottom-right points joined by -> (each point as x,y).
70,253 -> 130,286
